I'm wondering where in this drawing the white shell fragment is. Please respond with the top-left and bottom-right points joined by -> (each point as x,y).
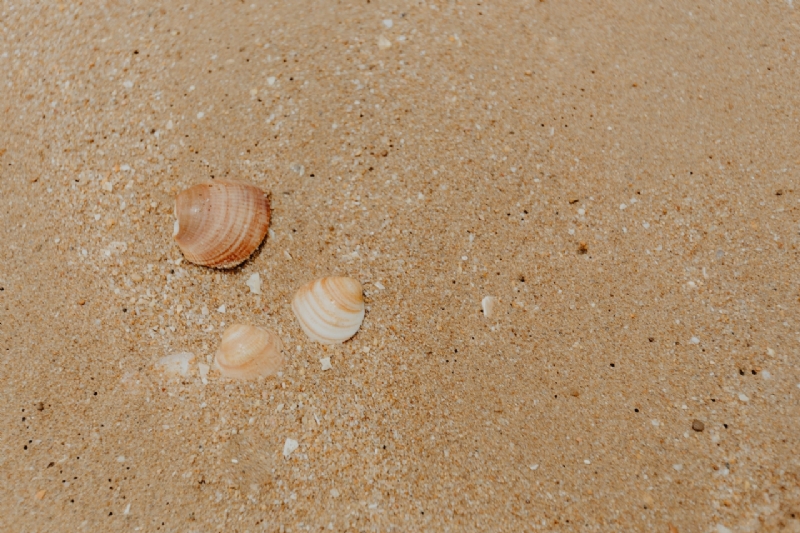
155,352 -> 195,377
214,324 -> 284,379
291,276 -> 365,344
246,272 -> 262,295
482,296 -> 498,319
378,35 -> 392,50
198,363 -> 210,385
283,438 -> 299,458
320,357 -> 332,371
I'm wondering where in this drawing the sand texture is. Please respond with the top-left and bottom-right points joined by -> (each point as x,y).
1,1 -> 799,531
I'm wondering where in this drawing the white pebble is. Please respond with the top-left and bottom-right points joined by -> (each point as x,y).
320,357 -> 332,371
197,111 -> 205,119
283,438 -> 299,458
123,80 -> 133,89
761,371 -> 771,379
738,393 -> 749,402
217,304 -> 226,313
528,464 -> 539,471
619,203 -> 627,210
716,525 -> 733,533
673,464 -> 683,471
767,348 -> 775,356
116,456 -> 125,462
382,19 -> 393,28
245,273 -> 262,295
583,459 -> 591,465
330,488 -> 340,498
267,76 -> 276,86
690,336 -> 700,344
374,281 -> 385,290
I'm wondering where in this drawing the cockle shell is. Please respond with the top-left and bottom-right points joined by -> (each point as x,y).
214,324 -> 284,379
173,180 -> 271,268
291,276 -> 365,344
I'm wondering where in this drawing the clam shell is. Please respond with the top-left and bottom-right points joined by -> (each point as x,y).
214,324 -> 284,379
173,180 -> 270,268
291,276 -> 365,344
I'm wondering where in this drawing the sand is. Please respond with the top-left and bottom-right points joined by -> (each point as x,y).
1,1 -> 799,531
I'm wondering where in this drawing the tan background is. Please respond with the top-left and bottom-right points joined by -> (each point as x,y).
1,1 -> 799,531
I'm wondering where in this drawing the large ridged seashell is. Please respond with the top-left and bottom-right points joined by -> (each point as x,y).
291,277 -> 365,344
173,180 -> 271,268
214,324 -> 284,379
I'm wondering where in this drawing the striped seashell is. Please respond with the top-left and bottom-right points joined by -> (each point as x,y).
291,276 -> 365,344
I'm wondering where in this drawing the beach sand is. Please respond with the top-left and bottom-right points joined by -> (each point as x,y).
1,1 -> 799,531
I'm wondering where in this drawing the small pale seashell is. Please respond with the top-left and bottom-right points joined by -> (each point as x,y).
173,180 -> 271,268
482,296 -> 498,319
155,352 -> 195,377
291,277 -> 365,344
214,324 -> 283,379
246,272 -> 262,294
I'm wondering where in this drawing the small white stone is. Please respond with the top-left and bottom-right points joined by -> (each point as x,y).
620,203 -> 627,210
283,438 -> 299,457
578,208 -> 585,216
651,419 -> 660,426
201,306 -> 210,316
716,525 -> 733,533
738,393 -> 749,402
197,111 -> 205,119
690,336 -> 700,344
528,464 -> 539,471
267,76 -> 276,86
116,456 -> 125,463
374,281 -> 385,290
378,35 -> 392,50
198,363 -> 210,385
123,503 -> 131,515
672,464 -> 683,471
761,371 -> 771,379
320,357 -> 332,371
330,488 -> 340,498
767,348 -> 775,356
123,80 -> 133,89
382,19 -> 393,28
166,120 -> 174,130
482,296 -> 498,319
583,459 -> 591,465
217,304 -> 226,313
642,221 -> 650,229
246,273 -> 262,295
155,352 -> 195,377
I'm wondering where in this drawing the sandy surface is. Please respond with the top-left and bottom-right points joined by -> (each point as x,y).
2,1 -> 800,531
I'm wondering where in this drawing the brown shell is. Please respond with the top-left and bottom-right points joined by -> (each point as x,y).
173,180 -> 270,268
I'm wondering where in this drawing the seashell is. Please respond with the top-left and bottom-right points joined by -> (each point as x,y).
291,276 -> 365,344
173,180 -> 271,268
214,324 -> 284,379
